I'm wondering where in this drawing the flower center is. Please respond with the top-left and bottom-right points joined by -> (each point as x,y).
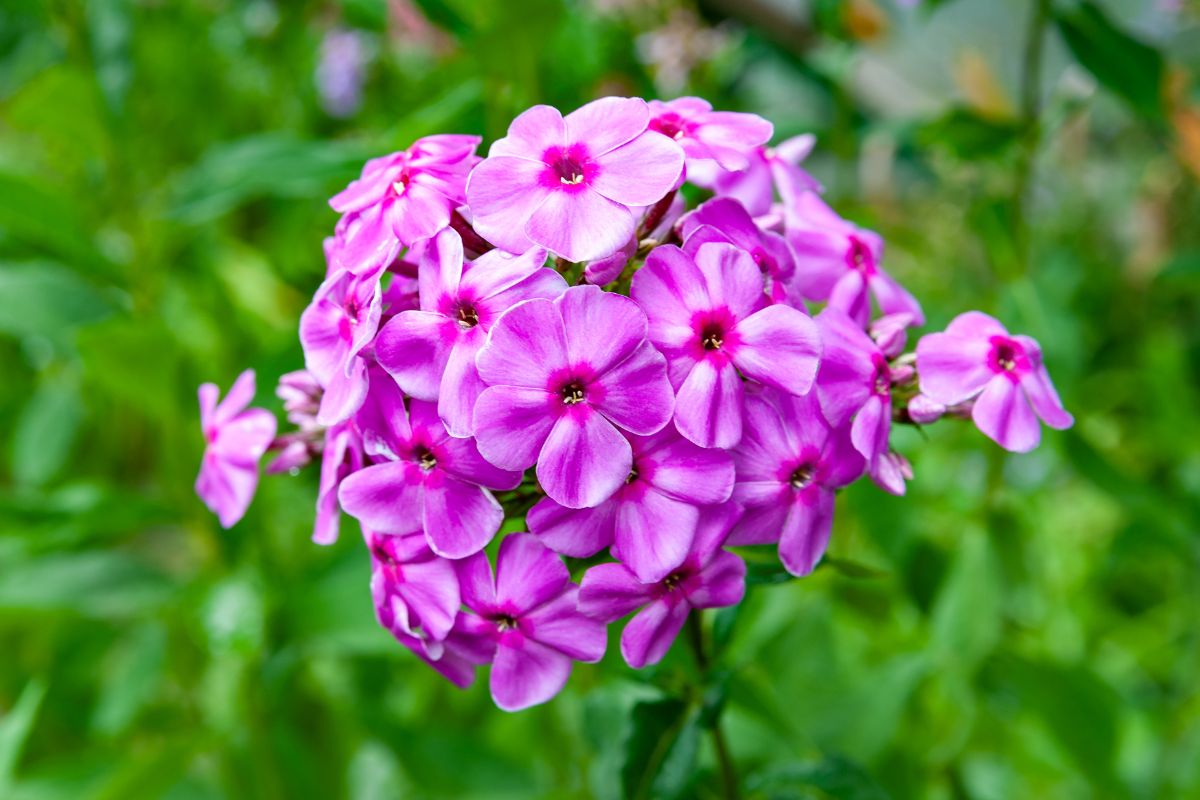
650,115 -> 687,140
455,303 -> 479,329
553,156 -> 587,185
701,322 -> 724,351
662,572 -> 683,591
371,544 -> 397,567
392,178 -> 408,196
494,614 -> 518,632
847,236 -> 874,274
561,382 -> 587,405
625,466 -> 639,484
871,355 -> 891,396
415,446 -> 437,471
790,464 -> 816,489
995,344 -> 1017,371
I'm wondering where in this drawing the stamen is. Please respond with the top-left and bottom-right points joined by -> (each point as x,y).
561,382 -> 586,405
392,179 -> 407,196
625,466 -> 639,484
663,573 -> 682,591
560,171 -> 585,185
456,304 -> 479,328
495,614 -> 518,632
700,322 -> 724,351
790,464 -> 815,489
996,345 -> 1016,371
416,447 -> 437,471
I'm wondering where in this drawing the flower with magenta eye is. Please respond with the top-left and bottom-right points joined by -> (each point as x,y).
472,284 -> 675,509
366,530 -> 460,656
647,96 -> 773,172
631,241 -> 821,449
916,311 -> 1073,452
196,370 -> 277,529
465,96 -> 685,262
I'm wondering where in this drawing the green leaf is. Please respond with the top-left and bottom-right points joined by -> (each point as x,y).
621,699 -> 700,800
0,261 -> 115,342
0,174 -> 112,274
746,755 -> 889,800
0,680 -> 47,793
1054,1 -> 1165,121
90,624 -> 167,737
913,108 -> 1022,159
0,551 -> 172,618
930,531 -> 1001,671
11,374 -> 82,487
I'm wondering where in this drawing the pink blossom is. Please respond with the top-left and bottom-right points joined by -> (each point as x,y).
691,135 -> 820,216
454,535 -> 606,711
916,312 -> 1073,452
631,241 -> 821,448
678,196 -> 798,304
579,504 -> 745,668
374,228 -> 565,437
196,370 -> 277,528
528,426 -> 734,582
473,285 -> 675,509
647,96 -> 773,171
465,96 -> 685,262
367,530 -> 461,656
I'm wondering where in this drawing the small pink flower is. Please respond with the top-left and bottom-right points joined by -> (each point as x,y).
678,196 -> 798,304
367,530 -> 461,656
647,96 -> 773,171
916,312 -> 1073,452
466,96 -> 685,262
691,135 -> 821,216
196,370 -> 277,528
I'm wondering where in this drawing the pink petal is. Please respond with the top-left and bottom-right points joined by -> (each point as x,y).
563,96 -> 649,156
690,502 -> 743,564
869,271 -> 925,327
537,408 -> 632,508
466,156 -> 550,254
195,456 -> 259,528
461,246 -> 555,303
315,356 -> 369,426
620,599 -> 690,669
633,245 -> 712,323
578,562 -> 654,621
524,586 -> 607,662
490,104 -> 567,160
726,501 -> 788,546
472,386 -> 557,471
437,330 -> 487,438
490,638 -> 573,712
475,297 -> 568,388
394,556 -> 460,642
211,409 -> 276,463
213,370 -> 257,426
337,461 -> 423,535
640,434 -> 734,505
733,304 -> 821,395
685,550 -> 746,608
438,433 -> 524,490
614,488 -> 696,583
850,395 -> 890,465
456,552 -> 497,613
673,359 -> 744,449
495,534 -> 571,615
944,310 -> 1009,340
557,286 -> 646,375
778,491 -> 835,577
972,374 -> 1041,453
692,241 -> 764,321
528,497 -> 617,558
827,269 -> 871,327
374,310 -> 457,401
915,332 -> 995,405
421,477 -> 502,559
386,181 -> 453,246
417,228 -> 464,311
591,342 -> 675,436
524,187 -> 635,263
1021,367 -> 1074,430
591,131 -> 684,207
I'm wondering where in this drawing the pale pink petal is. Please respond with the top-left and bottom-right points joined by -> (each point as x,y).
437,330 -> 487,438
466,157 -> 551,253
537,409 -> 631,508
528,497 -> 617,558
556,286 -> 646,375
195,456 -> 258,529
211,409 -> 276,463
1021,367 -> 1074,430
374,311 -> 458,401
316,356 -> 369,426
733,304 -> 821,395
869,271 -> 925,326
524,187 -> 635,263
691,242 -> 764,321
386,181 -> 453,245
944,310 -> 1009,340
490,105 -> 567,159
591,132 -> 684,206
563,96 -> 649,156
972,375 -> 1041,453
213,370 -> 257,426
591,342 -> 674,435
417,228 -> 464,312
490,638 -> 573,712
915,332 -> 995,405
850,395 -> 890,465
475,297 -> 568,388
494,534 -> 571,615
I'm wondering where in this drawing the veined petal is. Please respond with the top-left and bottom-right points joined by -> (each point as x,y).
475,297 -> 568,388
591,131 -> 684,207
685,550 -> 746,609
557,286 -> 646,375
490,104 -> 567,160
591,342 -> 674,436
466,156 -> 551,254
537,409 -> 631,509
437,331 -> 487,438
915,332 -> 995,405
337,461 -> 423,535
524,586 -> 607,662
374,310 -> 457,401
973,374 -> 1041,453
733,304 -> 821,395
614,489 -> 696,583
641,435 -> 734,505
525,187 -> 635,264
422,476 -> 501,564
673,359 -> 744,449
1021,367 -> 1074,430
578,562 -> 654,621
778,490 -> 835,577
495,534 -> 571,615
490,638 -> 573,712
563,96 -> 649,156
528,497 -> 617,558
472,386 -> 557,471
417,228 -> 464,312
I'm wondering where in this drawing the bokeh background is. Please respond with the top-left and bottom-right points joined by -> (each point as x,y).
2,0 -> 1199,797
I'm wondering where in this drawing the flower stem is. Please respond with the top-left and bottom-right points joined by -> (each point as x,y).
686,613 -> 739,800
1010,0 -> 1051,278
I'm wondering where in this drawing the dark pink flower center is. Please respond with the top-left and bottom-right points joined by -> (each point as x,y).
649,113 -> 689,141
541,144 -> 594,191
987,336 -> 1030,379
455,301 -> 479,329
561,381 -> 586,405
790,463 -> 816,489
846,235 -> 876,276
662,571 -> 684,591
413,445 -> 437,471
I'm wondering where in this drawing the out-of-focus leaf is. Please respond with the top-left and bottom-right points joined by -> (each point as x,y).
621,698 -> 700,800
0,679 -> 47,793
1054,1 -> 1165,122
88,737 -> 200,800
348,740 -> 408,800
821,556 -> 887,580
90,623 -> 166,737
0,261 -> 115,342
0,175 -> 110,273
11,374 -> 82,487
0,552 -> 172,618
930,531 -> 1001,670
913,108 -> 1022,159
746,755 -> 889,800
744,560 -> 794,586
86,0 -> 131,112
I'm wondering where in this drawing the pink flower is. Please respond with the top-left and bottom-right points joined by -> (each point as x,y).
367,530 -> 461,656
916,312 -> 1073,452
465,97 -> 685,262
374,228 -> 565,437
473,285 -> 675,509
647,96 -> 773,171
299,267 -> 384,425
728,389 -> 864,576
196,370 -> 277,528
454,535 -> 606,711
329,134 -> 481,269
815,308 -> 906,494
631,241 -> 821,448
786,193 -> 924,327
678,196 -> 798,304
313,419 -> 361,545
337,378 -> 522,558
579,504 -> 745,668
528,426 -> 734,582
691,135 -> 820,216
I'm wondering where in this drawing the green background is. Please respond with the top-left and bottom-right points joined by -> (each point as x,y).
2,0 -> 1198,797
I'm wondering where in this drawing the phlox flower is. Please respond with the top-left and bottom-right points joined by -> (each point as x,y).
330,134 -> 481,269
786,193 -> 924,327
579,504 -> 746,668
366,530 -> 461,656
631,241 -> 821,448
466,96 -> 685,262
528,426 -> 734,582
473,285 -> 675,509
691,135 -> 821,216
374,228 -> 565,437
337,378 -> 522,558
679,196 -> 798,304
728,389 -> 864,577
196,370 -> 277,528
815,308 -> 907,494
454,534 -> 606,711
916,311 -> 1073,452
647,96 -> 773,171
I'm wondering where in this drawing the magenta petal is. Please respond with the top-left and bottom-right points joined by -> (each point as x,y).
850,395 -> 890,465
375,310 -> 457,401
620,599 -> 690,669
727,499 -> 788,546
1021,367 -> 1074,430
196,457 -> 258,529
632,245 -> 711,323
421,477 -> 503,559
915,332 -> 994,405
524,586 -> 607,662
972,374 -> 1041,453
473,386 -> 557,470
475,297 -> 568,388
591,342 -> 674,436
692,242 -> 764,321
387,181 -> 453,246
674,359 -> 744,449
690,502 -> 743,564
537,409 -> 632,509
778,491 -> 835,577
686,550 -> 746,609
437,331 -> 487,437
557,286 -> 646,374
316,356 -> 369,426
614,489 -> 696,583
591,132 -> 684,207
494,534 -> 571,615
733,304 -> 821,395
642,435 -> 734,505
563,96 -> 649,156
213,370 -> 257,426
525,187 -> 636,263
456,551 -> 497,613
578,562 -> 654,621
210,409 -> 276,463
869,271 -> 925,327
417,228 -> 464,311
490,638 -> 573,712
438,432 -> 523,491
945,310 -> 1009,339
337,461 -> 423,535
394,557 -> 460,642
528,497 -> 617,558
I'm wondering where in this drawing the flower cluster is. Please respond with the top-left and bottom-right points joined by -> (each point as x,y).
196,96 -> 1073,710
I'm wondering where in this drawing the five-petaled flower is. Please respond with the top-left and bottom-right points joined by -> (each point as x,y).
196,370 -> 277,529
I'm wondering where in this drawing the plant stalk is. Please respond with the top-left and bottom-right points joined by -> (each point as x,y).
686,613 -> 738,800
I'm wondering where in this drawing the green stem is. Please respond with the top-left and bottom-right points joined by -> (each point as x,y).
1009,0 -> 1052,279
686,613 -> 738,800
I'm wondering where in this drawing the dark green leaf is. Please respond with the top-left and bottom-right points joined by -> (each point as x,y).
747,755 -> 890,800
0,680 -> 47,793
621,699 -> 700,800
11,374 -> 82,487
0,551 -> 172,617
913,108 -> 1022,159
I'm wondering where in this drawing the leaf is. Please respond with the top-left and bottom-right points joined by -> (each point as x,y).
930,531 -> 1001,671
913,108 -> 1022,159
0,261 -> 115,342
0,551 -> 172,618
744,560 -> 794,586
0,175 -> 112,274
90,624 -> 167,737
0,680 -> 47,793
821,556 -> 887,580
621,699 -> 700,800
1054,1 -> 1165,122
11,374 -> 83,487
746,755 -> 890,800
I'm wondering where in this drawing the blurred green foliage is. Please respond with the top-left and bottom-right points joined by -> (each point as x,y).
2,0 -> 1199,798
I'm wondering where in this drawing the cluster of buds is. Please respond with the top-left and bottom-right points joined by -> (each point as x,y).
196,96 -> 1072,711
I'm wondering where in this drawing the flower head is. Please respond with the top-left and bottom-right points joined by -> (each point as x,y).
466,97 -> 685,262
454,534 -> 606,711
529,425 -> 734,582
632,241 -> 821,448
679,196 -> 798,304
728,389 -> 864,576
579,504 -> 745,668
916,311 -> 1073,452
691,135 -> 820,216
375,228 -> 565,437
647,97 -> 773,172
473,285 -> 675,508
196,370 -> 277,528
